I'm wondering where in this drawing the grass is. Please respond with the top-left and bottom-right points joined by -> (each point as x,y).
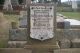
0,39 -> 8,48
59,12 -> 80,20
4,14 -> 19,22
0,14 -> 19,48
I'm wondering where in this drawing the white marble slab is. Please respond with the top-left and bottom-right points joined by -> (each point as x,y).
30,5 -> 54,41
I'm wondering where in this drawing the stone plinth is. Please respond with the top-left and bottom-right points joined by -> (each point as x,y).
71,39 -> 80,48
25,41 -> 59,49
59,39 -> 71,49
0,48 -> 32,53
9,28 -> 27,41
54,48 -> 80,53
8,41 -> 27,48
25,41 -> 59,53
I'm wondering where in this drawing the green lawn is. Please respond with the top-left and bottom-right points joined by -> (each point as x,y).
59,12 -> 80,20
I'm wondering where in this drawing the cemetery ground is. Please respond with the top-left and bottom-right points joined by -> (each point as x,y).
60,12 -> 80,20
0,11 -> 80,48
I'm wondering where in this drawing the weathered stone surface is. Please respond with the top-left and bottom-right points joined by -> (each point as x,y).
71,25 -> 80,29
19,16 -> 27,28
57,21 -> 70,29
64,21 -> 70,29
58,39 -> 71,49
8,41 -> 27,48
19,11 -> 27,28
54,48 -> 80,53
0,48 -> 32,53
71,39 -> 80,48
57,22 -> 64,29
30,4 -> 55,41
69,29 -> 80,39
56,29 -> 80,40
9,29 -> 27,41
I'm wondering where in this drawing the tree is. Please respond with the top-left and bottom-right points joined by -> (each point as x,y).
0,0 -> 5,5
18,0 -> 23,4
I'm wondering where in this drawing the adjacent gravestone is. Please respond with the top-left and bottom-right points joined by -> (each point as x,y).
3,0 -> 13,11
8,28 -> 27,48
8,22 -> 27,48
64,21 -> 70,39
19,11 -> 27,28
64,21 -> 70,29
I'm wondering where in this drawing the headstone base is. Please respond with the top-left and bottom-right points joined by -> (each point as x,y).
72,39 -> 80,48
24,41 -> 59,53
8,41 -> 27,48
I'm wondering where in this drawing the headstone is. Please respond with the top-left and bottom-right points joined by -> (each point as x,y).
19,11 -> 27,28
30,4 -> 54,41
64,21 -> 70,39
25,3 -> 59,53
3,0 -> 13,11
64,21 -> 70,29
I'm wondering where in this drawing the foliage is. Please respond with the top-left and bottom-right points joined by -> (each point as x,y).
0,39 -> 8,48
18,0 -> 23,4
0,0 -> 4,5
